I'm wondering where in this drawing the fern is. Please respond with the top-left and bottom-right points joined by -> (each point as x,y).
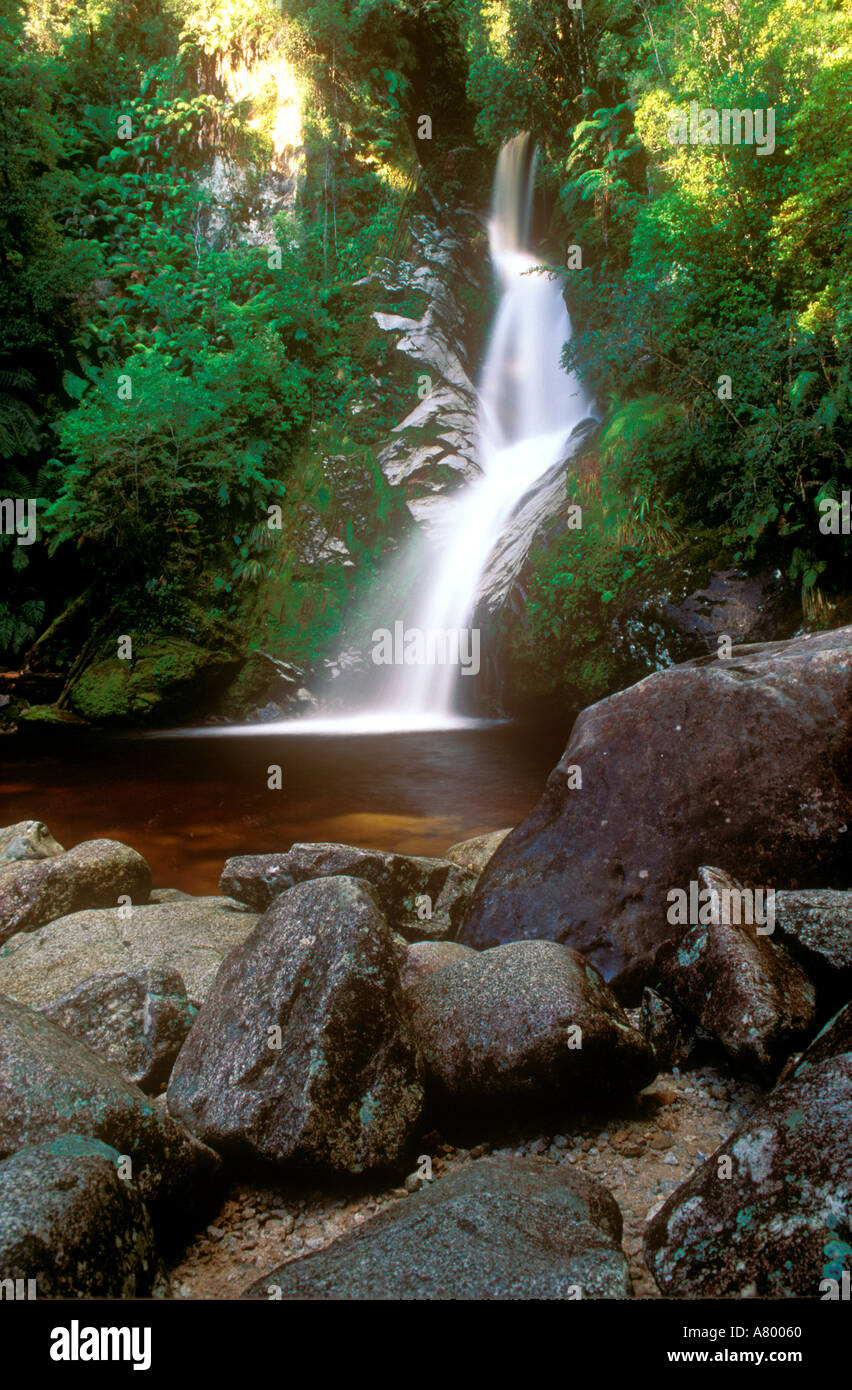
0,371 -> 40,460
0,597 -> 45,657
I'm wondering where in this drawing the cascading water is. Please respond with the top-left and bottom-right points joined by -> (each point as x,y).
379,132 -> 594,718
184,134 -> 594,738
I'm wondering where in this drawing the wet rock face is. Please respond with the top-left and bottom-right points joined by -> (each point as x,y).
654,868 -> 816,1076
0,1135 -> 159,1298
659,567 -> 798,653
220,842 -> 477,942
167,876 -> 424,1174
40,966 -> 197,1093
644,1007 -> 852,1297
406,939 -> 657,1113
0,994 -> 222,1244
220,651 -> 317,721
475,420 -> 597,621
241,1156 -> 631,1300
369,212 -> 487,519
0,839 -> 152,945
460,627 -> 852,994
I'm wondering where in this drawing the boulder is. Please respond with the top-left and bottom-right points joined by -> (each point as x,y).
167,877 -> 424,1173
40,966 -> 197,1093
220,651 -> 317,721
399,940 -> 477,993
0,994 -> 221,1243
444,828 -> 512,876
660,567 -> 797,653
221,843 -> 477,942
654,867 -> 816,1074
460,627 -> 852,994
0,839 -> 152,945
0,1135 -> 159,1298
242,1156 -> 630,1300
793,999 -> 852,1075
0,898 -> 258,1008
406,939 -> 656,1112
0,820 -> 64,863
645,1001 -> 852,1297
67,637 -> 240,725
774,888 -> 852,995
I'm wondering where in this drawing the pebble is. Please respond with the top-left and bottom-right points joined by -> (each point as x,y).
164,1060 -> 756,1301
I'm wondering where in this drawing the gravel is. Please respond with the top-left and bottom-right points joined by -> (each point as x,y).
163,1061 -> 762,1300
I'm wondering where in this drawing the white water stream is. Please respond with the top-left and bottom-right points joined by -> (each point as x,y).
378,132 -> 593,719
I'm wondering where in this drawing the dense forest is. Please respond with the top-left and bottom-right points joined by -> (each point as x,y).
3,0 -> 852,1323
2,0 -> 850,722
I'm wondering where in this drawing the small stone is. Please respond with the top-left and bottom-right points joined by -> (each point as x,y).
648,1132 -> 674,1151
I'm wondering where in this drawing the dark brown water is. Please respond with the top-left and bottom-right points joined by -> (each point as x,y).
0,723 -> 566,894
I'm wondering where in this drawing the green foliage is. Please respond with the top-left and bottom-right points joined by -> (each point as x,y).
0,595 -> 45,655
462,0 -> 852,622
45,345 -> 293,582
3,0 -> 851,688
1,0 -> 431,662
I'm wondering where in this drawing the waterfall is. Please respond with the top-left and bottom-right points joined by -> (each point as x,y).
173,134 -> 594,738
377,131 -> 594,719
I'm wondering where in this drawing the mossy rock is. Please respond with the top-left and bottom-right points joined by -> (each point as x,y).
491,527 -> 795,716
68,638 -> 239,726
16,705 -> 87,727
218,650 -> 310,720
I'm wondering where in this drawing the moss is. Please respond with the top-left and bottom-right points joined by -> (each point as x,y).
68,638 -> 239,725
16,704 -> 87,727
